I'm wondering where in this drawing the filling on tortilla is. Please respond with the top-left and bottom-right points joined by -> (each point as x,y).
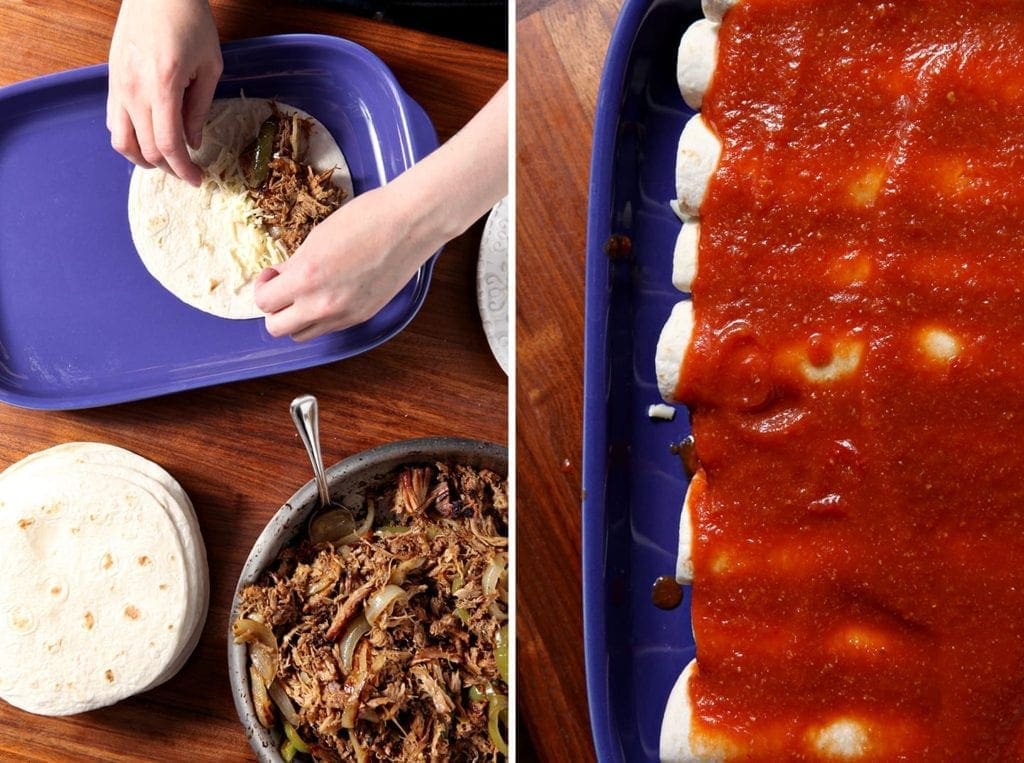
205,102 -> 349,266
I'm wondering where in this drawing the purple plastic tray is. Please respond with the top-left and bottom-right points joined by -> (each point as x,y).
583,0 -> 702,760
0,34 -> 437,410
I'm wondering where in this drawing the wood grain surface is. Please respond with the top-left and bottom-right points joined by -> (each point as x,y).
0,2 -> 506,760
516,0 -> 620,760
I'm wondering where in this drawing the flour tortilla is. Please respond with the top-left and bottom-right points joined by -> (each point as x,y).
656,300 -> 696,403
673,218 -> 700,293
702,0 -> 739,22
127,97 -> 354,319
677,18 -> 720,110
676,470 -> 703,584
675,114 -> 722,218
0,443 -> 209,690
661,661 -> 731,762
0,444 -> 207,715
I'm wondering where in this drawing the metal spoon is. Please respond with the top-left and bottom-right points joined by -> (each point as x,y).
290,394 -> 356,541
290,394 -> 332,508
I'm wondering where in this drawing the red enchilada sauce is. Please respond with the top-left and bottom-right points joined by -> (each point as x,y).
675,1 -> 1024,758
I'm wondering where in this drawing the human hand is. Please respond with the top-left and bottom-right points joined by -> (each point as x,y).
254,82 -> 508,342
254,184 -> 438,342
106,0 -> 222,186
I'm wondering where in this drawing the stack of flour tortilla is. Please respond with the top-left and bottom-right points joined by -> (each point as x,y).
0,443 -> 208,716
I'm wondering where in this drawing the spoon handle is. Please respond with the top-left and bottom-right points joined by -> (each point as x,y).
290,394 -> 332,508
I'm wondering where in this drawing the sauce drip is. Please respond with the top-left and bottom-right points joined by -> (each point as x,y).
652,575 -> 684,611
669,435 -> 699,478
676,1 -> 1024,758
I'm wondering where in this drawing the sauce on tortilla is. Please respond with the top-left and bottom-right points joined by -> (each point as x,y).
676,1 -> 1024,756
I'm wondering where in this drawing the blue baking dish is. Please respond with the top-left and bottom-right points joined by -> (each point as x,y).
582,0 -> 703,760
0,34 -> 437,410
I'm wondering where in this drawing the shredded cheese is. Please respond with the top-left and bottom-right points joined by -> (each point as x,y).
196,132 -> 282,281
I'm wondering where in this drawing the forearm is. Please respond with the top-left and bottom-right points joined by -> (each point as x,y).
391,82 -> 509,252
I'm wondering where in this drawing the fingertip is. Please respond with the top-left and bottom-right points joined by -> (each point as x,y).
185,166 -> 204,188
263,315 -> 287,339
254,269 -> 293,316
255,267 -> 280,286
162,149 -> 203,187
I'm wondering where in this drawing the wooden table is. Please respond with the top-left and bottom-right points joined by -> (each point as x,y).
516,0 -> 620,760
0,3 -> 506,760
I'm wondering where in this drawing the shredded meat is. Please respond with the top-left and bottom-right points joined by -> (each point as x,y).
246,103 -> 348,256
238,463 -> 508,762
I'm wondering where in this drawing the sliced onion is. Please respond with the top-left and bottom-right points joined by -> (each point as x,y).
487,693 -> 509,755
389,556 -> 425,586
339,614 -> 370,673
364,584 -> 406,626
341,644 -> 370,730
269,680 -> 301,729
249,643 -> 279,686
234,618 -> 280,685
249,665 -> 275,728
334,502 -> 376,546
482,553 -> 508,598
233,617 -> 277,649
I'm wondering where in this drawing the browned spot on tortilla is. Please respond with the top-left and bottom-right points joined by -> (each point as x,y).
70,527 -> 80,535
84,612 -> 94,630
50,585 -> 62,597
159,583 -> 169,591
17,518 -> 33,529
137,556 -> 151,566
101,553 -> 114,570
105,670 -> 115,683
124,605 -> 140,621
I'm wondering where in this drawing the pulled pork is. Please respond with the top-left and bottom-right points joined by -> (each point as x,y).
237,463 -> 509,762
244,103 -> 348,256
